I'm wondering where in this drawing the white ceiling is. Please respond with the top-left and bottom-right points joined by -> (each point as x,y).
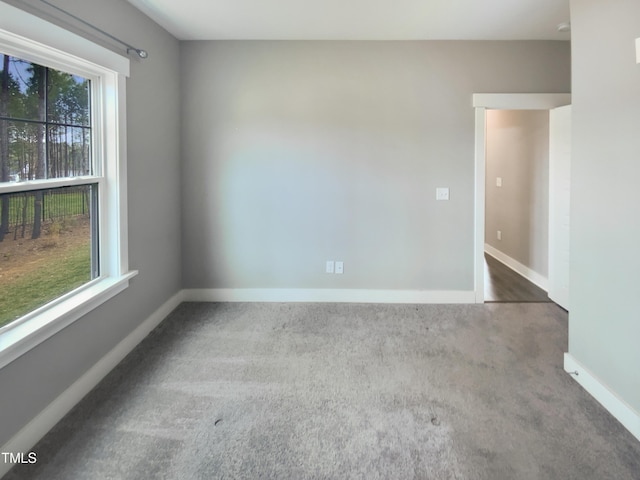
126,0 -> 571,41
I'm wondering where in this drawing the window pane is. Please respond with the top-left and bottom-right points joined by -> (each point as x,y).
47,125 -> 91,177
1,53 -> 92,183
0,184 -> 98,329
0,54 -> 45,121
0,119 -> 44,181
47,72 -> 90,127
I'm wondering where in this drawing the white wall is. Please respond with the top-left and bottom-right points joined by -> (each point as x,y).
181,41 -> 570,294
568,0 -> 640,414
485,110 -> 549,277
0,0 -> 182,446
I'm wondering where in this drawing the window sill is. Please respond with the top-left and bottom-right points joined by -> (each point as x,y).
0,271 -> 138,370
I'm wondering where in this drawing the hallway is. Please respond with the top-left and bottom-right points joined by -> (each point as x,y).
484,253 -> 551,303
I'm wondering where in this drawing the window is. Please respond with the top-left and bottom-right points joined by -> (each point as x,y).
0,3 -> 136,367
1,56 -> 98,327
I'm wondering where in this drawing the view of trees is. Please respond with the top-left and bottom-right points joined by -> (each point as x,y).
0,53 -> 91,241
1,53 -> 95,327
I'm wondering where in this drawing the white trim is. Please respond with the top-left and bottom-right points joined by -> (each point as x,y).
564,353 -> 640,443
474,107 -> 487,303
115,73 -> 130,273
0,177 -> 101,195
473,93 -> 572,110
100,70 -> 130,277
184,288 -> 476,304
0,290 -> 185,479
484,243 -> 548,291
473,93 -> 571,302
636,38 -> 640,64
0,272 -> 138,370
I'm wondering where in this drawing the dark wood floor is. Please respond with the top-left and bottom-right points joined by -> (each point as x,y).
484,253 -> 551,303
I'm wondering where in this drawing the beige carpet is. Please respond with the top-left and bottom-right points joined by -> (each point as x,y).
5,302 -> 640,479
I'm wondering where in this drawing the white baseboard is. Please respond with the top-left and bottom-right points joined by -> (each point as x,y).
184,288 -> 476,304
564,353 -> 640,442
484,243 -> 548,291
0,290 -> 185,479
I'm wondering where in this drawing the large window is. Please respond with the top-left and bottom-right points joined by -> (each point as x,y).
1,56 -> 98,328
0,3 -> 136,367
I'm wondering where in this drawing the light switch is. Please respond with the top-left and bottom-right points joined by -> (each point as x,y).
496,177 -> 502,187
335,261 -> 344,274
326,261 -> 334,273
436,187 -> 449,201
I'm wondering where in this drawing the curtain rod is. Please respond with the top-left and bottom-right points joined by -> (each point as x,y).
39,0 -> 148,58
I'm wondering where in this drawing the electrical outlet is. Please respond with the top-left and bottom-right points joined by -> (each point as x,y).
436,187 -> 449,201
335,261 -> 344,274
497,230 -> 502,241
326,261 -> 334,273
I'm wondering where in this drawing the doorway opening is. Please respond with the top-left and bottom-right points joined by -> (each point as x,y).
484,109 -> 551,303
473,94 -> 571,305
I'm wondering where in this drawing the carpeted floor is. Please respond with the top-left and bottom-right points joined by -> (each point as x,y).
5,302 -> 640,479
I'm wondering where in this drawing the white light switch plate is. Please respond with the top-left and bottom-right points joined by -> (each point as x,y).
496,177 -> 502,187
326,261 -> 334,273
436,187 -> 449,201
335,261 -> 344,274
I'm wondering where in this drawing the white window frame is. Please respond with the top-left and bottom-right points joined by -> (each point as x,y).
0,3 -> 137,369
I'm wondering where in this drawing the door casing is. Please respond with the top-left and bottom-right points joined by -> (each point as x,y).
548,105 -> 572,309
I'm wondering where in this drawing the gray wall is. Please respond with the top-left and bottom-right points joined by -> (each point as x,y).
569,0 -> 640,412
0,0 -> 181,446
181,41 -> 570,291
485,110 -> 549,276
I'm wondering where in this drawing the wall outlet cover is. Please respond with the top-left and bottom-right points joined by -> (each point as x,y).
436,187 -> 450,201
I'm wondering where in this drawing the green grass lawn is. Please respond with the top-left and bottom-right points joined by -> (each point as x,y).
0,245 -> 91,329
